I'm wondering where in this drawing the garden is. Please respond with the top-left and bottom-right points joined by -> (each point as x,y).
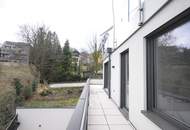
15,80 -> 83,108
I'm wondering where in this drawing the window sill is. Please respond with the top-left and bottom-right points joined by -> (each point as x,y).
141,110 -> 181,130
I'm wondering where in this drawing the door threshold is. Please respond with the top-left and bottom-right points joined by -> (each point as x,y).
104,88 -> 109,96
119,108 -> 129,120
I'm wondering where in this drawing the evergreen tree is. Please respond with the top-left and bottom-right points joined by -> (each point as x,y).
60,40 -> 72,80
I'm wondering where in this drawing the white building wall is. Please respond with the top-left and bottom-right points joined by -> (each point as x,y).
113,0 -> 169,48
143,0 -> 168,22
109,0 -> 190,130
110,50 -> 121,105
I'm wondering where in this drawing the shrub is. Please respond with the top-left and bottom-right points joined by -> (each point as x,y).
14,79 -> 23,96
31,80 -> 38,92
40,89 -> 52,96
67,89 -> 73,94
78,89 -> 83,94
15,96 -> 24,106
0,88 -> 16,130
71,74 -> 81,81
23,86 -> 33,100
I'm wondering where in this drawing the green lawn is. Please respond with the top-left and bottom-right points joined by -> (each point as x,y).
23,87 -> 83,108
23,98 -> 79,108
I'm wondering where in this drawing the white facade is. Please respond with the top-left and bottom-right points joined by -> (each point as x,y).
103,0 -> 190,130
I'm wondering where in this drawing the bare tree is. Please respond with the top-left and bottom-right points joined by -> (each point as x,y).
18,24 -> 49,44
88,35 -> 102,76
18,24 -> 62,82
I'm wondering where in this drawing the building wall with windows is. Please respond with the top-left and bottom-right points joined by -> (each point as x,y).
103,0 -> 190,130
0,41 -> 30,64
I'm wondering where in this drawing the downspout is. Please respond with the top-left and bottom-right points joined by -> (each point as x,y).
112,0 -> 116,48
110,0 -> 115,98
107,48 -> 112,98
108,53 -> 111,98
138,0 -> 144,26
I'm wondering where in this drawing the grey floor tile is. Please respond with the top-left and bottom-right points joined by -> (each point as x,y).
88,116 -> 107,125
88,85 -> 133,129
104,109 -> 121,116
106,115 -> 130,125
101,103 -> 118,109
88,108 -> 104,116
89,104 -> 102,109
109,124 -> 135,130
88,125 -> 109,130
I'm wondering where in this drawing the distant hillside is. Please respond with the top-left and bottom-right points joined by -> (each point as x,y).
0,62 -> 39,87
0,62 -> 39,130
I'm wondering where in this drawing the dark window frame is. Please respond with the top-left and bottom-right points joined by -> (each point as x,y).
120,49 -> 129,111
146,7 -> 190,130
104,61 -> 109,89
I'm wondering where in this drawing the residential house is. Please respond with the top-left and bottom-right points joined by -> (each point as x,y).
72,49 -> 80,66
79,51 -> 91,78
103,0 -> 190,130
70,48 -> 81,74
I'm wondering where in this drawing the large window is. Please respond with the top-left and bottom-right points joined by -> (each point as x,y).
147,16 -> 190,129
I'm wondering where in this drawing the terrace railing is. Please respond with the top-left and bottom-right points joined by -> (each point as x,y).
6,114 -> 20,130
66,78 -> 90,130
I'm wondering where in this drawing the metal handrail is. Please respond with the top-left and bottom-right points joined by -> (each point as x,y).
66,78 -> 90,130
6,114 -> 20,130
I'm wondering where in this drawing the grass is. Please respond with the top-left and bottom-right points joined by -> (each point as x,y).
22,87 -> 83,108
23,98 -> 79,108
0,62 -> 83,108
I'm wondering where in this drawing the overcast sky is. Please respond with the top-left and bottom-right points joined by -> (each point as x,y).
0,0 -> 113,50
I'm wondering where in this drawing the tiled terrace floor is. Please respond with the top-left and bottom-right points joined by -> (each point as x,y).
88,85 -> 135,130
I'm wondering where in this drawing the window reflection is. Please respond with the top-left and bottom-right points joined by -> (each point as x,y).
155,20 -> 190,126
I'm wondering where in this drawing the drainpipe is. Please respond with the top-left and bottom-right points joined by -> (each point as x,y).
138,0 -> 144,26
107,48 -> 112,98
112,0 -> 116,48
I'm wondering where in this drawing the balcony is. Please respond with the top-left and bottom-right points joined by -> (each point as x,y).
15,79 -> 134,130
67,79 -> 135,130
